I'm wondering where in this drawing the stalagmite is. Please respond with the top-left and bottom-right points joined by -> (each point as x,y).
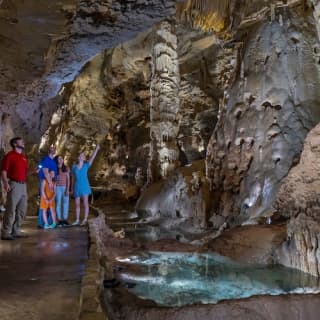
148,18 -> 180,182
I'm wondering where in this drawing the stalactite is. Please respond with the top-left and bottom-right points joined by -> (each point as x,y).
270,3 -> 275,21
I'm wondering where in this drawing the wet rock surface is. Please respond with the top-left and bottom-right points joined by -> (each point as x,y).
207,224 -> 287,265
0,216 -> 88,320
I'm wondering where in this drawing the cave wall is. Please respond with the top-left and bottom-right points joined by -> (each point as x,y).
206,5 -> 320,226
42,30 -> 153,192
274,123 -> 320,276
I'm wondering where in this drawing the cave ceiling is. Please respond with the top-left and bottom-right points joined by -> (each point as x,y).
0,0 -> 176,141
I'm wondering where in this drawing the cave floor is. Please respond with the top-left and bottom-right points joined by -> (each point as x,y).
0,215 -> 88,320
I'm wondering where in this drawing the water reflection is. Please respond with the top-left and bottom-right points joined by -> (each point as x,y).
106,209 -> 203,243
116,252 -> 320,307
0,243 -> 22,255
117,225 -> 194,243
37,240 -> 70,255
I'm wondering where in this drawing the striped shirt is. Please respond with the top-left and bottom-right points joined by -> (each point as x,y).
56,170 -> 69,187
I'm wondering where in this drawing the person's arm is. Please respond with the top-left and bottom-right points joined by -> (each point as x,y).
42,167 -> 53,189
65,169 -> 70,196
88,144 -> 100,166
70,167 -> 74,195
1,153 -> 10,192
41,180 -> 49,203
49,183 -> 56,203
1,170 -> 10,192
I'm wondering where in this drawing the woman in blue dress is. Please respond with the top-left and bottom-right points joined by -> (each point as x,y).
71,144 -> 100,226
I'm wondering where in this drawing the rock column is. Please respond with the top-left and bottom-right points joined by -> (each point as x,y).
148,19 -> 180,182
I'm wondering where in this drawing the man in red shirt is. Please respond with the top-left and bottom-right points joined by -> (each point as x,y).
1,137 -> 28,240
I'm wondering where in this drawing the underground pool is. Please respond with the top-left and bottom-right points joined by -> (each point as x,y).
116,251 -> 320,307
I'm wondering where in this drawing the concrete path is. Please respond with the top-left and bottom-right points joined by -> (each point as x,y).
0,216 -> 88,320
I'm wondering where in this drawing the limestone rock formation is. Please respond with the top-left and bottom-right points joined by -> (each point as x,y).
136,160 -> 212,232
148,18 -> 180,182
274,124 -> 320,276
206,3 -> 320,226
136,1 -> 320,230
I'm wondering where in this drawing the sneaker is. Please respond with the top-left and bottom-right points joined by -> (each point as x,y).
80,220 -> 88,226
63,220 -> 70,226
72,220 -> 80,226
44,223 -> 50,229
49,223 -> 57,229
57,220 -> 64,227
0,205 -> 6,212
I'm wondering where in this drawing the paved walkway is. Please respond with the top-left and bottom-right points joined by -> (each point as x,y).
0,216 -> 88,320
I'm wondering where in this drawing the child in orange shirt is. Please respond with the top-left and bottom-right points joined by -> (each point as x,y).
40,170 -> 57,229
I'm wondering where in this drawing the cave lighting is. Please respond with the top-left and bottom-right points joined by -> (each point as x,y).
177,0 -> 231,34
39,131 -> 49,151
58,85 -> 65,96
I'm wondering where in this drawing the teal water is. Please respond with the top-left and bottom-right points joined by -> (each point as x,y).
117,252 -> 320,307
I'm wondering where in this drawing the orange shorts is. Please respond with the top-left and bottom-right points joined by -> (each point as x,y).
39,198 -> 56,210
